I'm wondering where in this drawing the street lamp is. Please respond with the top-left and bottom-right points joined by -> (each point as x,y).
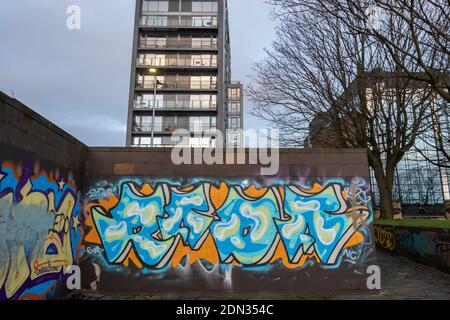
149,68 -> 157,147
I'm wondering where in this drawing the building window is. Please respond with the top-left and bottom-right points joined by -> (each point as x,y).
133,115 -> 152,131
189,137 -> 214,147
192,16 -> 217,27
191,76 -> 217,89
227,131 -> 242,146
143,0 -> 169,12
192,37 -> 217,49
133,136 -> 152,146
138,53 -> 167,66
228,117 -> 240,129
140,36 -> 167,48
228,88 -> 240,100
135,94 -> 165,109
137,75 -> 165,89
142,15 -> 168,26
228,102 -> 240,113
191,54 -> 217,67
192,0 -> 218,13
190,94 -> 216,109
189,116 -> 216,133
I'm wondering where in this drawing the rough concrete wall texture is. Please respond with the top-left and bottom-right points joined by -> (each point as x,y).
81,148 -> 376,294
0,93 -> 87,300
375,225 -> 450,274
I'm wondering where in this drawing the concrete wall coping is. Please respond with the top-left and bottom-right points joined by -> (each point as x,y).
0,91 -> 87,148
87,147 -> 368,153
375,223 -> 450,232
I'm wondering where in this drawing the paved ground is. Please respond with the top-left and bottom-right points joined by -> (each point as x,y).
68,250 -> 450,300
336,250 -> 450,300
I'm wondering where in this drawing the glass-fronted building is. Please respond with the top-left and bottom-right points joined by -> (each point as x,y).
370,104 -> 450,216
308,71 -> 450,216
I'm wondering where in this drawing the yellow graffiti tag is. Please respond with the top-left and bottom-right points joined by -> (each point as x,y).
374,225 -> 395,251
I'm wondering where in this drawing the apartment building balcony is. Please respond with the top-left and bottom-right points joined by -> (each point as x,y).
139,16 -> 218,30
135,82 -> 218,92
138,36 -> 218,52
131,144 -> 177,148
133,100 -> 217,111
131,142 -> 216,148
132,124 -> 217,134
138,46 -> 218,52
136,58 -> 217,70
138,40 -> 218,51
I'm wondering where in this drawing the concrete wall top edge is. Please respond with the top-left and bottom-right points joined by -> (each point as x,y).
87,147 -> 368,153
0,91 -> 88,149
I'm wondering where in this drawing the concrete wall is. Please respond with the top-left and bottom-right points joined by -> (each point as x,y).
0,92 -> 87,299
375,224 -> 450,274
80,148 -> 376,294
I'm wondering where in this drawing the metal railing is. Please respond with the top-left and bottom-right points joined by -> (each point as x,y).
137,57 -> 217,68
138,40 -> 218,50
131,144 -> 176,148
133,124 -> 217,133
134,100 -> 217,110
131,143 -> 217,148
140,17 -> 218,28
136,81 -> 218,90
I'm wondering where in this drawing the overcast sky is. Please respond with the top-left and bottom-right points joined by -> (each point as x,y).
0,0 -> 277,146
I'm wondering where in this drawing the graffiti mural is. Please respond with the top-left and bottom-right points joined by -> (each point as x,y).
0,161 -> 83,300
85,177 -> 374,280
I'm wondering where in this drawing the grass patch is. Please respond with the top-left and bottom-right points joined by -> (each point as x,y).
375,219 -> 450,229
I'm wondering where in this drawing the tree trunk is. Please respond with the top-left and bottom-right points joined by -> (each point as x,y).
379,184 -> 394,220
369,153 -> 395,220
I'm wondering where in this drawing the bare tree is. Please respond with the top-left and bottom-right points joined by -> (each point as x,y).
287,0 -> 450,166
249,1 -> 437,219
273,0 -> 450,101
